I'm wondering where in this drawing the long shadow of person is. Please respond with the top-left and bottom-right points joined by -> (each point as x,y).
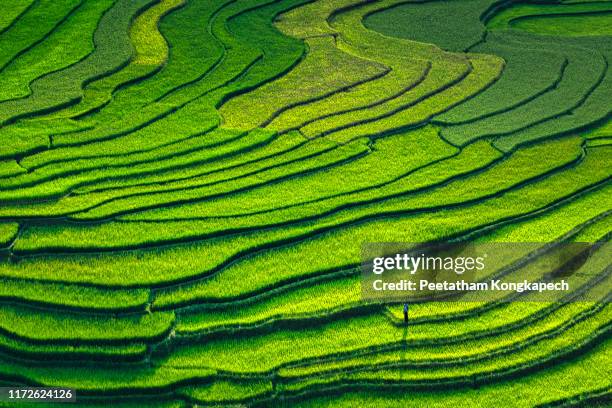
401,315 -> 408,380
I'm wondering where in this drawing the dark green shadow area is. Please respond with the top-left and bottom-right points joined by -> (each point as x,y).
362,0 -> 494,52
487,2 -> 612,36
510,11 -> 612,36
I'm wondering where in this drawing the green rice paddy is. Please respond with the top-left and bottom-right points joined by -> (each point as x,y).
0,0 -> 610,406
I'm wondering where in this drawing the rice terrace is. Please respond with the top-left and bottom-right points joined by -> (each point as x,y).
0,0 -> 610,406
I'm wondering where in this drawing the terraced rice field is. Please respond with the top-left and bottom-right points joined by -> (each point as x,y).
0,0 -> 610,406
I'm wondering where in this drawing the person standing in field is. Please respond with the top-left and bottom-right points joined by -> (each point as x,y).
403,303 -> 409,325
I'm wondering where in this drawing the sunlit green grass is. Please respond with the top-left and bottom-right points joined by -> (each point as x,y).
0,0 -> 609,404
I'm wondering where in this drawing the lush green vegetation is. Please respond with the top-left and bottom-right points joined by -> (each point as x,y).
364,0 -> 495,52
0,0 -> 609,406
0,0 -> 115,102
512,12 -> 612,37
0,0 -> 35,32
293,339 -> 611,407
